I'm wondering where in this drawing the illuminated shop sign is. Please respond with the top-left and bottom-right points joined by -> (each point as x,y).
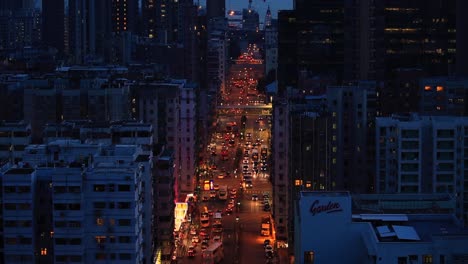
310,200 -> 343,216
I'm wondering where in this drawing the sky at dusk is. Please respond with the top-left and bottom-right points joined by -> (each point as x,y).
201,0 -> 293,21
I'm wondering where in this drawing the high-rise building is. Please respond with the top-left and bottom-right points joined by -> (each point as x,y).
0,8 -> 41,51
457,0 -> 468,76
206,0 -> 225,20
327,82 -> 377,193
242,8 -> 259,31
0,121 -> 31,161
1,141 -> 153,264
153,149 -> 176,262
271,97 -> 291,245
264,20 -> 278,77
376,114 -> 468,225
277,10 -> 297,95
380,0 -> 456,78
134,79 -> 197,195
42,0 -> 65,54
419,77 -> 468,116
0,0 -> 34,11
68,0 -> 112,63
264,6 -> 272,29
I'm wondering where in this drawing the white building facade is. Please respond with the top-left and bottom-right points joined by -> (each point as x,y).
376,115 -> 468,225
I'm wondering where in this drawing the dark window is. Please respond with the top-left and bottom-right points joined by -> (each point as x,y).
118,219 -> 131,226
118,185 -> 131,192
94,202 -> 106,209
120,253 -> 131,260
118,236 -> 131,243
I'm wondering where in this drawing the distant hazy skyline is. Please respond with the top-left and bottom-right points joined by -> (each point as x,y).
202,0 -> 293,20
36,0 -> 293,22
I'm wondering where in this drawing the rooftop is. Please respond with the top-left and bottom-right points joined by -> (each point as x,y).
4,168 -> 34,175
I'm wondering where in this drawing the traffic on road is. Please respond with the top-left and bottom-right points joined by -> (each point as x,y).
175,43 -> 275,264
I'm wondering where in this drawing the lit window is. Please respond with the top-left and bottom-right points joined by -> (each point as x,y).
436,86 -> 444,92
332,158 -> 336,164
424,86 -> 431,91
304,251 -> 315,263
295,180 -> 302,186
332,123 -> 337,129
306,183 -> 312,188
41,248 -> 48,256
95,236 -> 106,244
332,147 -> 337,152
96,218 -> 104,226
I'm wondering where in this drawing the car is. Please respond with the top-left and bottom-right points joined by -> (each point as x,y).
201,242 -> 209,249
265,245 -> 273,253
264,239 -> 271,247
217,174 -> 225,179
225,207 -> 233,215
252,194 -> 258,201
208,210 -> 214,216
213,236 -> 221,242
214,184 -> 220,191
263,193 -> 270,199
230,194 -> 236,199
190,229 -> 197,235
265,251 -> 273,259
210,191 -> 216,198
245,180 -> 253,188
263,204 -> 271,211
202,196 -> 209,202
230,188 -> 237,195
192,236 -> 200,243
242,159 -> 249,164
187,246 -> 195,254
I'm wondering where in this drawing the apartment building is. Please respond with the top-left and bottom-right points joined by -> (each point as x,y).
0,121 -> 31,161
271,97 -> 290,246
1,141 -> 153,264
420,77 -> 468,116
376,114 -> 468,225
153,149 -> 176,262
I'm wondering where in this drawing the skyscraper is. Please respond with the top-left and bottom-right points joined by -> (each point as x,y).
206,0 -> 225,19
0,0 -> 34,11
68,0 -> 112,63
457,0 -> 468,76
42,0 -> 65,53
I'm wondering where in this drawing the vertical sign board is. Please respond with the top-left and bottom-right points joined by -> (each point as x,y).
299,193 -> 352,263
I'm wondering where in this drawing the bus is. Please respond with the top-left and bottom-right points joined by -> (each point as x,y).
261,216 -> 271,236
202,241 -> 223,264
218,186 -> 228,200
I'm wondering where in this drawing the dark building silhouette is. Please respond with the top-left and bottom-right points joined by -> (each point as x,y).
206,0 -> 225,19
278,0 -> 460,92
457,0 -> 468,76
277,10 -> 297,95
42,0 -> 65,54
380,0 -> 456,78
0,0 -> 34,11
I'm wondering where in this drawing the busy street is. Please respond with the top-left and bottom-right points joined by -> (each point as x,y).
174,44 -> 275,264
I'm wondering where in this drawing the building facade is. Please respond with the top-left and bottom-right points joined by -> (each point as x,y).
294,191 -> 468,264
376,114 -> 468,225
